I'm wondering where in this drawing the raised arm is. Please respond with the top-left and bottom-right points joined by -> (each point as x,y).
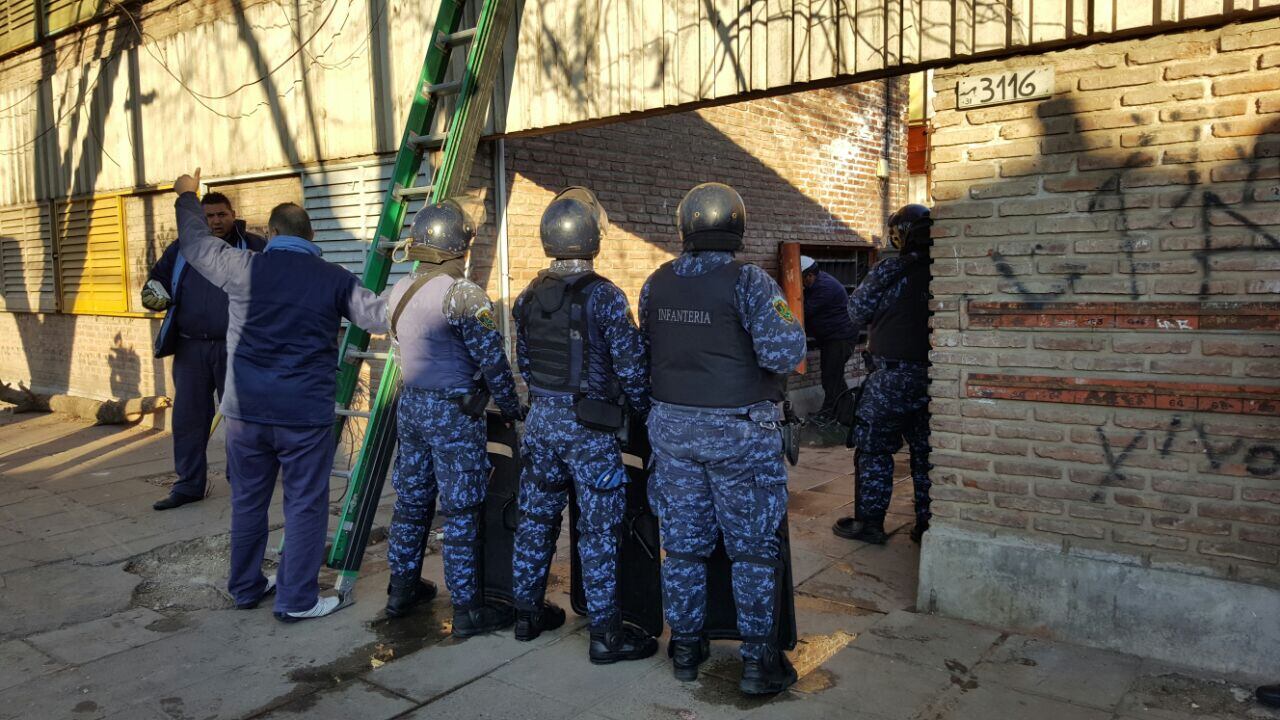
343,281 -> 390,335
174,192 -> 253,294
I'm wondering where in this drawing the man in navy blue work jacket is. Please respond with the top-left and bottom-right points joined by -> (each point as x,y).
145,192 -> 265,511
172,169 -> 388,622
800,255 -> 857,421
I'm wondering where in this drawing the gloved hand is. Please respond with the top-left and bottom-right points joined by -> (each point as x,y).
587,466 -> 628,492
141,279 -> 172,311
500,403 -> 528,426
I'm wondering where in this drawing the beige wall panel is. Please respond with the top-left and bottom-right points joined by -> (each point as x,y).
674,0 -> 701,103
0,84 -> 42,206
954,0 -> 975,54
750,0 -> 770,88
767,0 -> 793,87
921,0 -> 953,61
811,0 -> 839,76
1010,0 -> 1032,44
973,0 -> 1007,52
902,0 -> 922,64
1115,0 -> 1154,29
856,0 -> 887,71
793,0 -> 812,84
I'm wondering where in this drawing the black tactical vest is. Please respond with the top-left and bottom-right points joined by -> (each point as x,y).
868,258 -> 931,362
646,260 -> 785,408
518,271 -> 606,394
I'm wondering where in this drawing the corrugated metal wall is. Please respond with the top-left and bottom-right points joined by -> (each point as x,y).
0,0 -> 1273,203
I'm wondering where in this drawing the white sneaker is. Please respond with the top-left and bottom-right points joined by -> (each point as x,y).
274,595 -> 342,623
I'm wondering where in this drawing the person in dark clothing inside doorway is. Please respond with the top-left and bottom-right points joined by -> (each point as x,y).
144,191 -> 266,511
800,255 -> 856,423
171,169 -> 389,622
831,204 -> 933,546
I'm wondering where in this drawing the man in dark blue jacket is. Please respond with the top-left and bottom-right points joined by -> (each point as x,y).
172,170 -> 388,622
145,192 -> 266,511
800,256 -> 857,421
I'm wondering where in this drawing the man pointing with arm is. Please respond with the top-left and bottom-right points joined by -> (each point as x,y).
173,170 -> 388,621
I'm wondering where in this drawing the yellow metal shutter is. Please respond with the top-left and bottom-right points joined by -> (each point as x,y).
0,0 -> 38,56
55,194 -> 128,315
0,202 -> 54,311
42,0 -> 103,37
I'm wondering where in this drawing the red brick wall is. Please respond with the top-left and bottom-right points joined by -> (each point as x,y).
928,20 -> 1280,586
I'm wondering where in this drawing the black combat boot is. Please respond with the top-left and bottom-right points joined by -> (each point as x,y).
740,645 -> 798,695
1258,684 -> 1280,708
589,619 -> 659,665
452,603 -> 515,639
513,601 -> 566,641
910,518 -> 930,543
831,515 -> 888,545
668,635 -> 710,681
385,575 -> 437,618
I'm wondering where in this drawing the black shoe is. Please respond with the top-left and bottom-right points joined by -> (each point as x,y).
153,492 -> 202,511
385,575 -> 438,618
740,646 -> 798,695
514,602 -> 566,641
1259,684 -> 1280,708
910,518 -> 930,543
669,636 -> 710,681
589,620 -> 659,665
452,603 -> 515,639
832,516 -> 888,544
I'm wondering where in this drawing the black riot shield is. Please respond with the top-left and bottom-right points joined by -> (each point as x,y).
481,411 -> 521,606
569,418 -> 664,637
704,515 -> 798,651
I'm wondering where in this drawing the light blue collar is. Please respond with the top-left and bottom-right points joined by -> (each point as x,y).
265,235 -> 321,257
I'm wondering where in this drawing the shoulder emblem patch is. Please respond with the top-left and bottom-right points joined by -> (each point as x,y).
475,306 -> 498,331
772,297 -> 796,323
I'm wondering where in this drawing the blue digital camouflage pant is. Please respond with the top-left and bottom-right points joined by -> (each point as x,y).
852,365 -> 931,523
512,398 -> 626,630
648,403 -> 788,661
387,387 -> 489,610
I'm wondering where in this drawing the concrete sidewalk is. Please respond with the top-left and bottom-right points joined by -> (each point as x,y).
0,411 -> 1274,719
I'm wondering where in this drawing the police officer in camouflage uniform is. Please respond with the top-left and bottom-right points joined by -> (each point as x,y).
509,187 -> 658,664
640,182 -> 807,695
831,204 -> 933,546
383,200 -> 524,637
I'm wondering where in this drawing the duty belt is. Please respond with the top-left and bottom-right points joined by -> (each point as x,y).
869,356 -> 928,371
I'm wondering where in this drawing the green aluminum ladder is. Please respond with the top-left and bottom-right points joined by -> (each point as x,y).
326,0 -> 516,602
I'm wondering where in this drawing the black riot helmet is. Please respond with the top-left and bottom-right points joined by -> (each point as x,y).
887,204 -> 932,251
677,182 -> 746,252
405,199 -> 475,262
539,187 -> 607,259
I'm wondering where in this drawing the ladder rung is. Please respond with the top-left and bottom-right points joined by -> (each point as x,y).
392,184 -> 434,201
438,27 -> 476,48
422,80 -> 462,98
407,131 -> 447,151
335,407 -> 371,419
346,349 -> 389,361
331,470 -> 352,480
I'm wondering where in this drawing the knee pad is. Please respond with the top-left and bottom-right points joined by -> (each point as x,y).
437,501 -> 484,550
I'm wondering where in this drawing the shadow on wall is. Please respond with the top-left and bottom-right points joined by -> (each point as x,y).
15,1 -> 324,402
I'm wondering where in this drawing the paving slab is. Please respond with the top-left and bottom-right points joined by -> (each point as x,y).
490,626 -> 664,712
853,610 -> 1003,675
796,534 -> 919,614
588,661 -> 785,720
1115,663 -> 1280,720
0,640 -> 63,693
791,646 -> 954,720
974,634 -> 1143,711
401,676 -> 571,720
255,678 -> 417,719
367,622 -> 547,703
0,561 -> 140,640
942,683 -> 1114,720
27,607 -> 177,665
